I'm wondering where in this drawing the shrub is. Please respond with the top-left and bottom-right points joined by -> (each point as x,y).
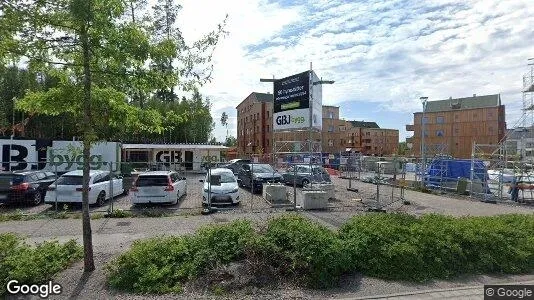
261,214 -> 350,288
107,219 -> 255,294
0,233 -> 82,295
108,213 -> 534,294
339,213 -> 534,281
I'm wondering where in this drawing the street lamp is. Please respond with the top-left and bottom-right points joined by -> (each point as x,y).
420,96 -> 428,187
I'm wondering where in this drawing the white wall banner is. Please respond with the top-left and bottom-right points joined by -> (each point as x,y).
0,139 -> 120,172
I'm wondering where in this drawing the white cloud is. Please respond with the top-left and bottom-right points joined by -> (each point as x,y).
174,0 -> 534,142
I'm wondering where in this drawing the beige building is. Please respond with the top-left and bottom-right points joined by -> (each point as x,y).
236,93 -> 399,156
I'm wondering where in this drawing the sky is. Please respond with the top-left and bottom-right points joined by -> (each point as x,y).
175,0 -> 534,143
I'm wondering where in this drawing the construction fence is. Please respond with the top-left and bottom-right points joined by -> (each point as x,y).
0,156 -> 410,214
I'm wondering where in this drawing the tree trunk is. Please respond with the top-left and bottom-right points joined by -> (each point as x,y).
81,21 -> 95,272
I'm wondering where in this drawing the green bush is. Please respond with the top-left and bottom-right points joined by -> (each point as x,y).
108,213 -> 534,294
339,213 -> 534,281
261,214 -> 350,288
0,233 -> 82,295
107,219 -> 255,294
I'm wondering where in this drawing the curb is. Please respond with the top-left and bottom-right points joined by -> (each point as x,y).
341,280 -> 534,299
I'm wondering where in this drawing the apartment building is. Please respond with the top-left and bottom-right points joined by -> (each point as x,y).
236,94 -> 399,156
406,94 -> 506,159
236,92 -> 273,155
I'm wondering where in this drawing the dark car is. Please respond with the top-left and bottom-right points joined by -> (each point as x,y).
281,164 -> 331,187
221,159 -> 252,174
0,171 -> 57,206
237,163 -> 283,193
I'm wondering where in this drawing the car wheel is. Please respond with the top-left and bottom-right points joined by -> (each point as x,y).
32,191 -> 42,206
96,191 -> 106,207
302,179 -> 310,187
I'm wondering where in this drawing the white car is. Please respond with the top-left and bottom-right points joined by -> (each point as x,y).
45,170 -> 125,206
130,171 -> 186,205
202,168 -> 240,206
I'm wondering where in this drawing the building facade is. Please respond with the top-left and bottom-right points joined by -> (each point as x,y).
236,93 -> 399,156
406,94 -> 506,159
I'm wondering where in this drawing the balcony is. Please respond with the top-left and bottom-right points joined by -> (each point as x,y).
406,137 -> 413,143
406,124 -> 414,131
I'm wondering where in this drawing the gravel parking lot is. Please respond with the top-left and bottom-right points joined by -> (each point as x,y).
1,172 -> 533,218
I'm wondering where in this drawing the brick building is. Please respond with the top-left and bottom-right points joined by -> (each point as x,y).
406,94 -> 506,159
236,93 -> 399,156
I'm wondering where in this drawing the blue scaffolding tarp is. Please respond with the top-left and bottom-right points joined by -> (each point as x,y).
425,158 -> 489,191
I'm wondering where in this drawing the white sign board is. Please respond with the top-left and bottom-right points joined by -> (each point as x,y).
0,139 -> 120,172
45,141 -> 120,172
310,71 -> 323,131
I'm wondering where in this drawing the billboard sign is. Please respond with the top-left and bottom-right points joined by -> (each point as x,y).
0,139 -> 120,172
310,70 -> 322,131
273,71 -> 310,131
273,70 -> 323,131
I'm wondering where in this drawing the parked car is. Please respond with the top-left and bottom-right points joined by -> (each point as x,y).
221,159 -> 252,174
237,163 -> 283,193
44,170 -> 124,206
201,168 -> 240,206
130,171 -> 186,205
281,164 -> 332,187
0,171 -> 57,206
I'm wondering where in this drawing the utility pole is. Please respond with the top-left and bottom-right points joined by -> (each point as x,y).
420,96 -> 428,187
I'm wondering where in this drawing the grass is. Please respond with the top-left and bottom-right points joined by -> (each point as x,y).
106,213 -> 534,294
0,233 -> 83,296
0,207 -> 185,222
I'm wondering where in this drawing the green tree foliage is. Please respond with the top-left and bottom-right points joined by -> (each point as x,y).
0,0 -> 225,272
225,135 -> 237,147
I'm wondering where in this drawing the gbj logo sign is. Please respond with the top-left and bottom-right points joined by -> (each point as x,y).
275,115 -> 305,125
48,148 -> 106,171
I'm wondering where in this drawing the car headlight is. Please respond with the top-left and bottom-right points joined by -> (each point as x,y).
230,187 -> 238,193
203,188 -> 209,193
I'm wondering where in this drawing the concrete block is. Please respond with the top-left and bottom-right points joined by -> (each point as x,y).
311,183 -> 335,199
263,183 -> 286,203
301,190 -> 328,210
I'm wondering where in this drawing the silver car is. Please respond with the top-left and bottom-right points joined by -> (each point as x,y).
282,165 -> 331,187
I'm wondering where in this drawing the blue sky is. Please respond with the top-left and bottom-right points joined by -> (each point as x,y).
176,0 -> 534,142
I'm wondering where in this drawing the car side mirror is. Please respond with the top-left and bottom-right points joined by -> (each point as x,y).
199,179 -> 204,182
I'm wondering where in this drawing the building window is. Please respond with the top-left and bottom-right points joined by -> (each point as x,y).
454,128 -> 459,135
422,117 -> 429,124
339,126 -> 346,131
266,139 -> 269,147
328,126 -> 334,132
436,116 -> 444,124
488,112 -> 493,117
436,130 -> 444,137
423,130 -> 428,137
266,125 -> 269,132
455,114 -> 459,120
489,127 -> 494,133
328,140 -> 334,146
473,113 -> 478,119
329,112 -> 334,119
267,111 -> 269,118
340,139 -> 344,145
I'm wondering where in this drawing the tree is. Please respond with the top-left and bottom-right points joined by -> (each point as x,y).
225,135 -> 237,147
220,112 -> 228,139
1,0 -> 225,271
398,141 -> 409,156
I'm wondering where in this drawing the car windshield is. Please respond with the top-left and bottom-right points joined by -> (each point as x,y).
219,173 -> 236,183
56,175 -> 83,185
136,175 -> 169,186
251,164 -> 275,173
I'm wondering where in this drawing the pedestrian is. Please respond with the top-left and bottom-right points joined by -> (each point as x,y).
509,176 -> 520,202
